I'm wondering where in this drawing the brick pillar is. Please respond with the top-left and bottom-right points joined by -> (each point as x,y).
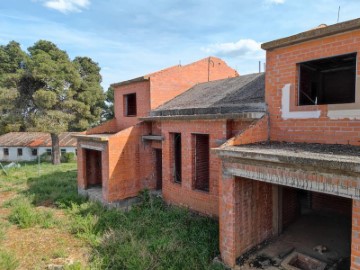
219,173 -> 239,267
352,199 -> 360,269
77,145 -> 86,189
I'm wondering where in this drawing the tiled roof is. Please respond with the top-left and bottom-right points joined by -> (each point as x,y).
149,73 -> 265,117
0,132 -> 79,147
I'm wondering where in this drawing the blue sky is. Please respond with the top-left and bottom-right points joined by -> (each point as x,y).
0,0 -> 359,90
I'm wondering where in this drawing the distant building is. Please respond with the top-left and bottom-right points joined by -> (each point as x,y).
0,132 -> 78,162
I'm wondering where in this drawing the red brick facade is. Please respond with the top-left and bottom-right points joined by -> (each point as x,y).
75,23 -> 360,270
76,57 -> 238,204
217,25 -> 360,268
266,30 -> 360,145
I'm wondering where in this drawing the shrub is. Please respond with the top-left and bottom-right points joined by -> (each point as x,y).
8,198 -> 56,229
61,152 -> 76,163
40,152 -> 51,162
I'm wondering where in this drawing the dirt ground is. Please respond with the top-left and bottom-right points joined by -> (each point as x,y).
0,183 -> 89,269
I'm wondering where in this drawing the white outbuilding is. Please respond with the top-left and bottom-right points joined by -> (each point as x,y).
0,132 -> 79,162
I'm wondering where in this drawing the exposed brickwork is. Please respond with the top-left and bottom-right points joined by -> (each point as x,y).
218,27 -> 360,268
312,192 -> 352,217
219,176 -> 273,267
282,187 -> 300,229
114,81 -> 151,130
78,57 -> 238,204
225,115 -> 269,146
160,119 -> 253,216
113,57 -> 238,131
86,118 -> 118,135
106,122 -> 154,202
149,57 -> 238,110
352,200 -> 360,270
161,120 -> 227,216
77,140 -> 109,200
266,29 -> 360,145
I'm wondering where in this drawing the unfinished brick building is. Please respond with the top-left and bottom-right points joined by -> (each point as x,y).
75,18 -> 360,269
215,18 -> 360,269
74,57 -> 238,203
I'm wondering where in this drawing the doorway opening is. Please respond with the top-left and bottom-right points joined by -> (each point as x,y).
155,149 -> 162,190
84,149 -> 102,188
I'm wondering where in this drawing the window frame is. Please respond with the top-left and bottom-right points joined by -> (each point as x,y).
17,148 -> 23,156
3,148 -> 9,156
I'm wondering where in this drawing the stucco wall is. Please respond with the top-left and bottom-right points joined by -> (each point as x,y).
0,146 -> 76,162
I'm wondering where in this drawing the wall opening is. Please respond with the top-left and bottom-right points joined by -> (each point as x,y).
31,149 -> 37,156
233,181 -> 352,269
193,134 -> 210,192
124,93 -> 137,116
17,148 -> 22,156
84,149 -> 102,188
155,149 -> 162,190
276,186 -> 351,269
171,133 -> 182,184
298,52 -> 356,105
3,148 -> 9,156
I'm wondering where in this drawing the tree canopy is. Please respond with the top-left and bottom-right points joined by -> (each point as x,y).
0,40 -> 105,164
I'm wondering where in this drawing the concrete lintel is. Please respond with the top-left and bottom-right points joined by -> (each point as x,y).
224,166 -> 360,200
141,135 -> 164,142
139,112 -> 264,121
217,148 -> 360,176
73,134 -> 110,142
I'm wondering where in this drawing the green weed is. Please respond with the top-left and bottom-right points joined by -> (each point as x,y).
7,198 -> 56,229
0,250 -> 19,270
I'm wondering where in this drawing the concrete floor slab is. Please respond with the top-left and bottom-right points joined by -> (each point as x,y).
237,211 -> 351,269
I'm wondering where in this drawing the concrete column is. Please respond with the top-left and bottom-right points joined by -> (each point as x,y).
219,173 -> 239,267
352,199 -> 360,270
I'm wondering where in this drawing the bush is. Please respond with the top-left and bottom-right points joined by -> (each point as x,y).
8,198 -> 56,229
61,152 -> 76,163
39,152 -> 51,162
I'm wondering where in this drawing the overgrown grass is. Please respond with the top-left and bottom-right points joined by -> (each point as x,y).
0,250 -> 19,270
7,197 -> 56,228
0,163 -> 226,270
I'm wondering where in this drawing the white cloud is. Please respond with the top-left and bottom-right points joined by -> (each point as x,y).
202,39 -> 264,58
41,0 -> 90,13
265,0 -> 285,4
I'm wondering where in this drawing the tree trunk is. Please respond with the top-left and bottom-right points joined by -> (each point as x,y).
51,133 -> 61,165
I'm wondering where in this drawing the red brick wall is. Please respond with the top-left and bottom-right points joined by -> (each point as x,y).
352,200 -> 360,270
225,115 -> 269,146
114,81 -> 151,130
150,57 -> 238,110
235,177 -> 273,256
86,118 -> 118,135
265,30 -> 360,145
312,192 -> 352,217
105,122 -> 156,202
112,57 -> 237,131
226,119 -> 254,138
77,140 -> 109,200
282,187 -> 300,229
161,119 -> 228,216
